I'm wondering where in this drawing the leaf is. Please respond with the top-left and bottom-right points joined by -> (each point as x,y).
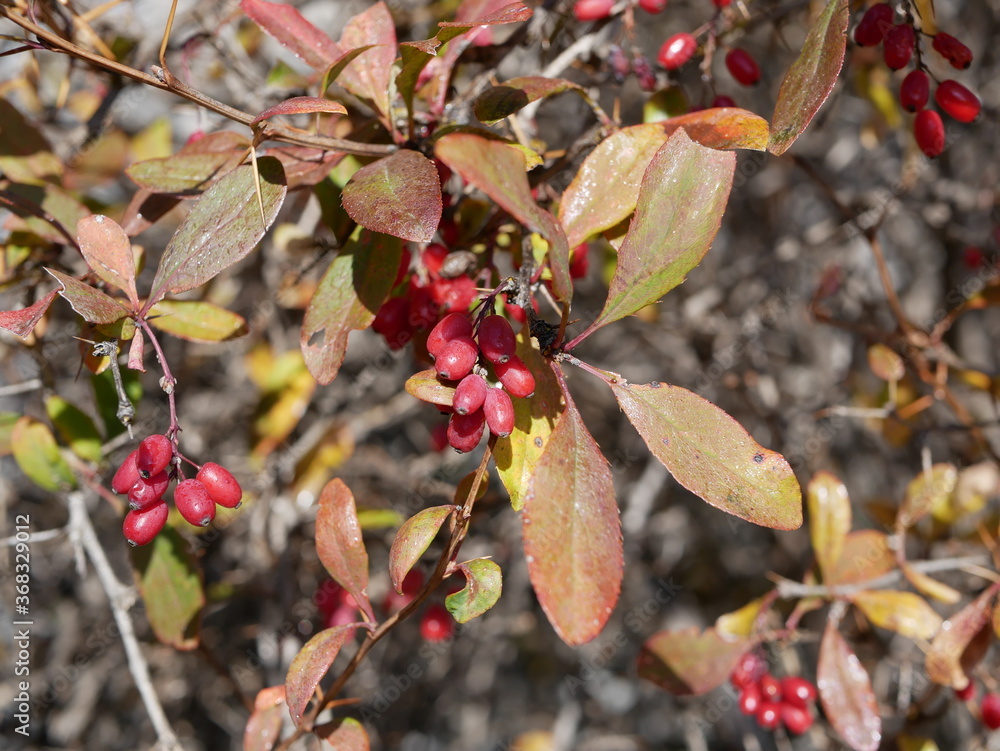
768,0 -> 849,155
11,417 -> 75,491
445,558 -> 502,623
128,328 -> 145,372
867,343 -> 904,382
715,597 -> 769,638
575,130 -> 734,339
611,381 -> 802,530
319,717 -> 370,750
126,131 -> 251,196
301,232 -> 402,384
45,268 -> 130,325
0,289 -> 57,338
825,530 -> 895,586
926,584 -> 1000,688
45,395 -> 102,463
522,369 -> 622,645
558,114 -> 764,251
284,625 -> 355,728
807,470 -> 852,582
240,0 -> 339,71
493,333 -> 564,511
902,563 -> 962,605
404,369 -> 457,408
852,590 -> 942,640
638,627 -> 753,695
474,77 -> 584,124
131,527 -> 205,650
315,478 -> 374,623
148,300 -> 249,342
145,157 -> 287,309
244,686 -> 286,751
1,181 -> 89,245
333,2 -> 397,120
388,505 -> 455,593
435,133 -> 571,303
341,150 -> 442,242
77,215 -> 139,309
251,96 -> 348,125
818,623 -> 881,751
0,97 -> 61,182
898,463 -> 958,529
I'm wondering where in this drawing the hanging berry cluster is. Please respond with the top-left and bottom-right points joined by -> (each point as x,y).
854,2 -> 981,158
730,652 -> 819,736
112,434 -> 243,546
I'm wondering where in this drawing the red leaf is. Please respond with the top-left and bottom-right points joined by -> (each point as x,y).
284,625 -> 355,728
522,366 -> 622,645
638,627 -> 753,695
817,623 -> 881,751
388,505 -> 455,593
926,584 -> 1000,688
45,268 -> 130,324
341,150 -> 442,243
127,329 -> 145,372
244,686 -> 286,751
315,479 -> 374,622
251,96 -> 348,126
77,215 -> 139,309
334,2 -> 397,120
318,717 -> 369,750
240,0 -> 339,71
0,289 -> 57,338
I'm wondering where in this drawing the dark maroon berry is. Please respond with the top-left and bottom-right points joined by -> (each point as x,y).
935,79 -> 981,123
854,3 -> 894,47
128,471 -> 170,510
658,33 -> 697,70
112,450 -> 141,494
174,479 -> 216,527
725,48 -> 760,86
882,24 -> 914,70
631,55 -> 656,91
984,693 -> 1000,730
453,374 -> 489,416
447,409 -> 486,453
427,312 -> 473,359
478,315 -> 517,364
136,434 -> 172,478
712,95 -> 737,108
780,676 -> 817,709
932,32 -> 973,70
899,70 -> 929,112
570,243 -> 590,279
484,387 -> 515,437
123,501 -> 168,546
495,356 -> 535,398
372,296 -> 412,350
196,462 -> 243,508
435,335 -> 479,381
914,109 -> 945,157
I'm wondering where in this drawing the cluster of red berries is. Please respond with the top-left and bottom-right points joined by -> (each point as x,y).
854,4 -> 980,157
731,652 -> 818,736
954,680 -> 1000,730
424,311 -> 535,452
112,434 -> 242,546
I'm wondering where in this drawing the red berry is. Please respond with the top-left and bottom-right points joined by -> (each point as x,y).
780,676 -> 817,709
755,701 -> 781,730
447,409 -> 486,453
438,218 -> 460,246
484,387 -> 515,438
123,501 -> 168,546
430,276 -> 477,314
932,32 -> 973,70
495,356 -> 535,398
423,243 -> 450,277
137,434 -> 172,478
712,95 -> 737,108
569,243 -> 590,279
725,48 -> 760,86
430,422 -> 449,452
435,335 -> 479,381
963,246 -> 985,270
427,312 -> 473,359
882,24 -> 914,70
325,604 -> 358,628
982,693 -> 1000,730
372,296 -> 412,350
955,680 -> 977,702
112,450 -> 141,494
174,479 -> 216,527
407,280 -> 439,331
196,462 -> 243,508
453,374 -> 489,415
731,651 -> 765,688
420,603 -> 454,642
127,471 -> 170,510
854,3 -> 894,47
314,580 -> 343,619
393,247 -> 412,287
914,109 -> 945,158
383,569 -> 424,613
712,0 -> 732,6
658,33 -> 697,70
478,315 -> 517,364
935,79 -> 981,123
781,703 -> 814,734
738,683 -> 761,715
638,0 -> 667,13
899,70 -> 929,112
573,0 -> 615,22
759,673 -> 782,702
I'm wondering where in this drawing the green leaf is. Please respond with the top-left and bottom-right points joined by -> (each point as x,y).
388,505 -> 455,593
0,96 -> 61,182
315,478 -> 374,622
45,268 -> 130,325
45,395 -> 102,463
494,333 -> 564,511
575,131 -> 734,340
474,77 -> 584,124
768,0 -> 849,155
0,289 -> 58,338
341,150 -> 442,242
435,133 -> 571,303
77,215 -> 139,309
147,300 -> 249,342
1,181 -> 89,245
851,590 -> 942,640
926,584 -> 1000,688
522,368 -> 622,645
239,0 -> 339,71
445,558 -> 502,624
131,527 -> 205,650
11,416 -> 75,491
244,686 -> 286,751
807,470 -> 851,582
898,463 -> 958,529
284,625 -> 355,728
610,381 -> 802,530
301,231 -> 402,384
145,156 -> 287,309
127,153 -> 242,195
638,627 -> 753,695
0,412 -> 19,455
817,622 -> 881,751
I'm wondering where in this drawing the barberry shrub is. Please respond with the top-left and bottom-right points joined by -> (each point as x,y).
0,0 -> 996,749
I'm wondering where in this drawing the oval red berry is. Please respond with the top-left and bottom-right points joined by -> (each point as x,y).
435,335 -> 479,381
478,315 -> 517,364
935,79 -> 981,123
112,450 -> 141,495
128,471 -> 170,510
484,387 -> 515,437
453,374 -> 489,416
427,312 -> 473,359
657,33 -> 697,71
853,3 -> 894,47
196,462 -> 243,508
725,48 -> 760,86
898,70 -> 929,113
123,502 -> 169,546
914,109 -> 945,158
495,356 -> 535,398
137,434 -> 172,478
174,479 -> 217,527
447,409 -> 486,453
573,0 -> 615,22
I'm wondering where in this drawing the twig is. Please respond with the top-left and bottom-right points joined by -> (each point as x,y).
66,491 -> 183,751
0,526 -> 66,546
0,378 -> 43,397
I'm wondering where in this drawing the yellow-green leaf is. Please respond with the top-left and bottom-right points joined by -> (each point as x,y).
148,300 -> 249,342
131,527 -> 205,650
45,395 -> 102,463
899,464 -> 958,528
851,590 -> 942,640
807,470 -> 852,581
11,416 -> 75,491
715,596 -> 769,638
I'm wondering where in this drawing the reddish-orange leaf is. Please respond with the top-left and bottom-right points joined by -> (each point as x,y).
45,268 -> 130,325
251,96 -> 347,126
315,479 -> 374,623
244,686 -> 286,751
77,215 -> 139,309
926,584 -> 1000,688
239,0 -> 339,71
388,505 -> 455,593
638,627 -> 753,695
284,625 -> 355,728
817,623 -> 881,751
0,289 -> 57,339
318,717 -> 369,750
